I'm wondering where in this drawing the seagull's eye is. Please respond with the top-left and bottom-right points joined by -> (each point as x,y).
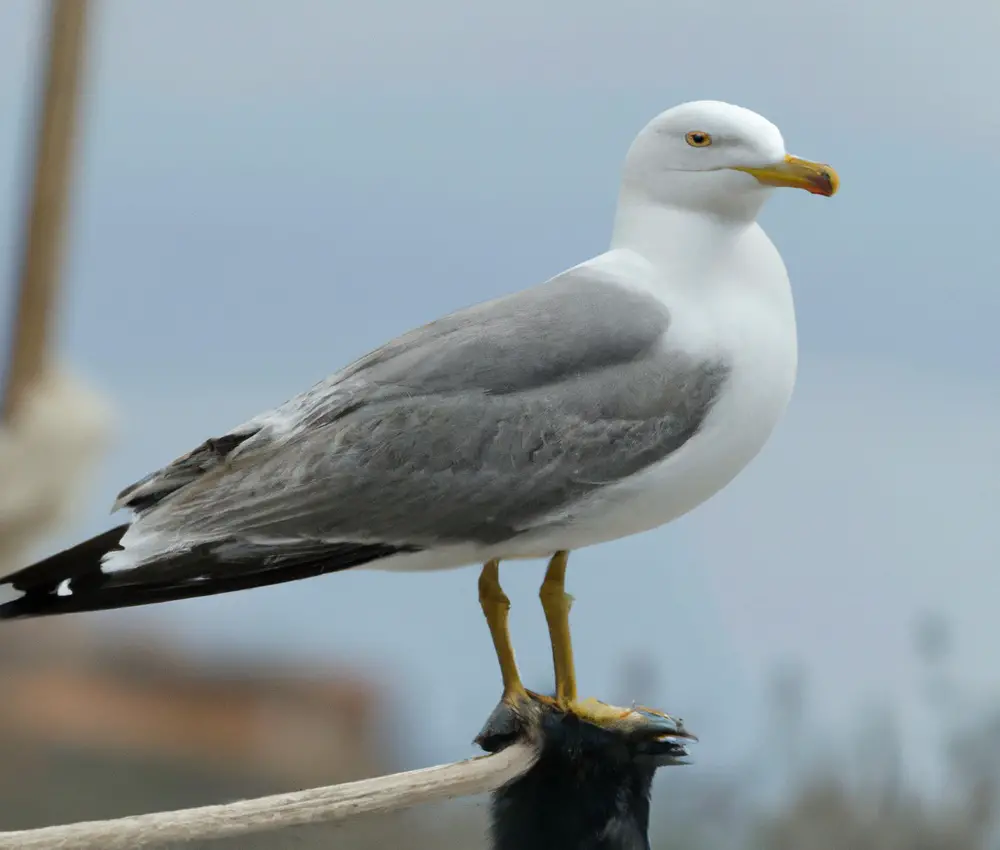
685,131 -> 713,148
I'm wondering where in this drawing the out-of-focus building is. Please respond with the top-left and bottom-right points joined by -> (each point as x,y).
0,618 -> 389,838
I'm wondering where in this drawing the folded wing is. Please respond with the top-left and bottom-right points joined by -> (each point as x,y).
1,255 -> 729,617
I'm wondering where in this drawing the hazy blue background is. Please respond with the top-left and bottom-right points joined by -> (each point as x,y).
0,0 -> 997,778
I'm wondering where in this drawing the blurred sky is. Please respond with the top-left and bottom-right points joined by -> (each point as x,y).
0,0 -> 998,776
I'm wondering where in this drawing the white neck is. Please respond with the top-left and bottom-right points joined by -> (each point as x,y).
609,188 -> 760,281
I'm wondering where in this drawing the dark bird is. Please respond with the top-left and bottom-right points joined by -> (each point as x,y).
478,694 -> 694,850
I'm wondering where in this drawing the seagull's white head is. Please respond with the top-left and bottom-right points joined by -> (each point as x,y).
621,100 -> 838,220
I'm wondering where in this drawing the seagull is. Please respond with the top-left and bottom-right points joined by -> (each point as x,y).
0,101 -> 837,726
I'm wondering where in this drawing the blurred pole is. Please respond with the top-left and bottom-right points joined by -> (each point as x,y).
2,0 -> 91,423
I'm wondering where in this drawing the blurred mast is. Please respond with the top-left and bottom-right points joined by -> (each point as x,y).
2,0 -> 91,422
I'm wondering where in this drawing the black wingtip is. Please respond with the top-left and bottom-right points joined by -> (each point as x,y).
0,524 -> 129,620
1,528 -> 420,620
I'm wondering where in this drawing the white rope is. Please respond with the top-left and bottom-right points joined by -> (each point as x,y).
0,742 -> 536,849
0,368 -> 112,579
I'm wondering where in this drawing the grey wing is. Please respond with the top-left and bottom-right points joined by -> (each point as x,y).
119,259 -> 729,552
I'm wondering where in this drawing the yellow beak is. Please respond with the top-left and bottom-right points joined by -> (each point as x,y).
733,154 -> 839,197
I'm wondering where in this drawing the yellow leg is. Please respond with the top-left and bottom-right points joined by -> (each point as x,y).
539,550 -> 634,726
539,550 -> 577,705
478,559 -> 528,704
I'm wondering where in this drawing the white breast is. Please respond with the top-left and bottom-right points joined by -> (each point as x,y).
517,225 -> 799,553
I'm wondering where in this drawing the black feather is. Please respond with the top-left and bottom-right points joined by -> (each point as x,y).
480,704 -> 688,850
0,527 -> 418,620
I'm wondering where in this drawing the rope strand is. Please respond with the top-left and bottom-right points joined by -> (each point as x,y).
0,743 -> 536,849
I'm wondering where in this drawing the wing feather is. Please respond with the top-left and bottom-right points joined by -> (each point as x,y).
114,255 -> 728,563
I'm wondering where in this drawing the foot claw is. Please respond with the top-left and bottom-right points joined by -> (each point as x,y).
475,687 -> 538,752
476,691 -> 696,765
561,696 -> 695,741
